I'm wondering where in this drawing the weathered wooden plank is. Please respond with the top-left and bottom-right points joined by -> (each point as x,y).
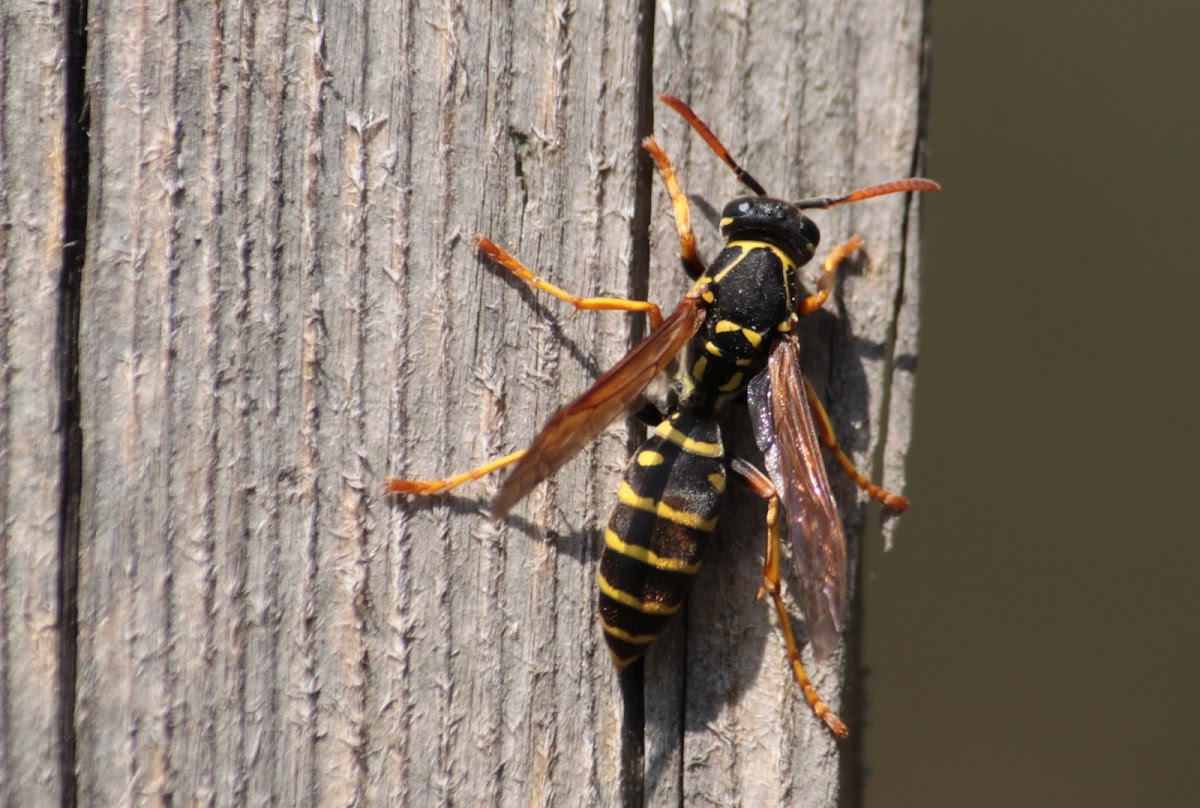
76,1 -> 324,803
0,4 -> 71,804
74,0 -> 651,805
64,0 -> 927,805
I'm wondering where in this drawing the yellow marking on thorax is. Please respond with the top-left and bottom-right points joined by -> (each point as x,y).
654,420 -> 723,457
617,483 -> 719,532
725,240 -> 796,311
692,355 -> 707,382
711,245 -> 749,283
704,341 -> 723,357
604,528 -> 703,574
716,318 -> 765,350
597,573 -> 682,616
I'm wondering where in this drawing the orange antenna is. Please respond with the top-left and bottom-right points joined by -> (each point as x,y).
658,94 -> 768,196
796,178 -> 941,209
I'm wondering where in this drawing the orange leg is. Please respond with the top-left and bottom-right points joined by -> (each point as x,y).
798,236 -> 863,316
389,232 -> 668,496
642,136 -> 706,279
731,458 -> 850,739
386,449 -> 527,496
474,236 -> 664,330
802,380 -> 910,511
391,234 -> 668,497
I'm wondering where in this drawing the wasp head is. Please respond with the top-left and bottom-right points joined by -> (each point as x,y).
720,196 -> 820,264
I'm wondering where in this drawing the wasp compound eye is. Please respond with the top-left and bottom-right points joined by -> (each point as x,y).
799,216 -> 820,250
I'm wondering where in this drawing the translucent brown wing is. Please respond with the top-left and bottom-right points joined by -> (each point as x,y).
491,293 -> 707,518
746,334 -> 847,660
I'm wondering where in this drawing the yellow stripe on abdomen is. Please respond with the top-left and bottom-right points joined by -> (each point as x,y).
599,614 -> 659,645
597,572 -> 683,616
617,482 -> 719,532
604,528 -> 702,574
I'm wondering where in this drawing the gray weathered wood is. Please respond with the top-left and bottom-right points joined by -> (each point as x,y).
0,5 -> 71,804
1,0 -> 928,805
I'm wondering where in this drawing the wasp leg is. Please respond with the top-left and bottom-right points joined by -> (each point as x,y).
798,236 -> 864,315
386,449 -> 527,496
642,136 -> 706,279
387,395 -> 660,497
802,379 -> 910,511
731,458 -> 850,739
474,236 -> 665,330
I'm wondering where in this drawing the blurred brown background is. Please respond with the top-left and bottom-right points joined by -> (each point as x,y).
863,3 -> 1200,806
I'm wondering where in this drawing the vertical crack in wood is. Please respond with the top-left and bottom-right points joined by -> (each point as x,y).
56,3 -> 90,801
57,1 -> 89,805
616,0 -> 659,804
625,0 -> 657,354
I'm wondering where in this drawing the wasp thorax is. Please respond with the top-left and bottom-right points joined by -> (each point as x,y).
720,197 -> 820,262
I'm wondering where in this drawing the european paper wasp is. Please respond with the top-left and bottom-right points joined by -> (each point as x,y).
389,94 -> 938,738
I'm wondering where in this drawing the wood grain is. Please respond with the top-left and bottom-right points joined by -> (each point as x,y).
1,0 -> 929,804
0,4 -> 72,804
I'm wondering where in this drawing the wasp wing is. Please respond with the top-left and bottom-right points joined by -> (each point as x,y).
491,293 -> 706,518
746,334 -> 847,660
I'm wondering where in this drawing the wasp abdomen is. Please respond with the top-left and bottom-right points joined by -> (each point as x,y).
598,411 -> 727,669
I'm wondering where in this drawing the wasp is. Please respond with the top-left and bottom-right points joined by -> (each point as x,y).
389,94 -> 939,738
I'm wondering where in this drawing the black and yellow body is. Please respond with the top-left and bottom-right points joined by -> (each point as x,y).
388,93 -> 936,738
597,197 -> 819,668
598,411 -> 725,667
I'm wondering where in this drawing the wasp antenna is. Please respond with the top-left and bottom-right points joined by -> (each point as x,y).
658,94 -> 768,197
796,178 -> 940,210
